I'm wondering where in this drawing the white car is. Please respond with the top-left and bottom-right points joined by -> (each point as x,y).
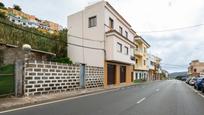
189,77 -> 197,86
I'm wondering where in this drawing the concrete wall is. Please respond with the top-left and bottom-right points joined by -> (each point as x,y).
67,1 -> 105,67
0,45 -> 54,66
24,61 -> 104,96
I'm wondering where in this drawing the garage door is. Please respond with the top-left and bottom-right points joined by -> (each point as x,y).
107,64 -> 116,85
120,66 -> 126,83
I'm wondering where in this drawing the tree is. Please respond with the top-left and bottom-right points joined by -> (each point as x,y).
13,4 -> 22,11
0,2 -> 5,8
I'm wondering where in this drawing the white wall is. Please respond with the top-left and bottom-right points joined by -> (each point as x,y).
67,1 -> 105,67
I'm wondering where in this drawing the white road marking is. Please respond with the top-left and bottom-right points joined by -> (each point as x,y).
137,97 -> 146,104
0,89 -> 118,114
156,89 -> 160,92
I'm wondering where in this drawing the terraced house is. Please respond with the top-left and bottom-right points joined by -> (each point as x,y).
68,1 -> 138,87
133,35 -> 150,80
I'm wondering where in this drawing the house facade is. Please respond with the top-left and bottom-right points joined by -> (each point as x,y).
133,35 -> 150,80
188,60 -> 204,77
6,8 -> 62,33
67,1 -> 136,86
147,54 -> 162,80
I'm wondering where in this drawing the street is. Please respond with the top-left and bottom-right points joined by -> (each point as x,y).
1,80 -> 204,115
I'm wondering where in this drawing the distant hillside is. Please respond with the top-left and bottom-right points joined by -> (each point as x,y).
169,72 -> 187,78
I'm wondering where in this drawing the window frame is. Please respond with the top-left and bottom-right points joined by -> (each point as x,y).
119,26 -> 123,35
124,46 -> 129,55
117,42 -> 122,53
88,16 -> 97,28
109,17 -> 114,29
125,31 -> 128,38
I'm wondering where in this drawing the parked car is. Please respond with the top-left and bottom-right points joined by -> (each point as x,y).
181,76 -> 188,81
201,82 -> 204,93
194,77 -> 204,90
189,77 -> 197,86
186,77 -> 192,84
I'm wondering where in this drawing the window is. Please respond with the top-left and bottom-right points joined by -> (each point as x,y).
119,26 -> 123,35
117,42 -> 122,53
109,18 -> 114,29
89,16 -> 97,27
135,45 -> 139,50
144,60 -> 146,65
144,47 -> 146,53
124,46 -> 128,55
125,31 -> 128,38
136,59 -> 138,64
151,61 -> 154,66
194,69 -> 197,72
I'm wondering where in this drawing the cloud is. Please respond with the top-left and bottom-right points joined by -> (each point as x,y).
3,0 -> 204,72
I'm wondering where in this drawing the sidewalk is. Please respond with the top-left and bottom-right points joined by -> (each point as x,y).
0,82 -> 150,111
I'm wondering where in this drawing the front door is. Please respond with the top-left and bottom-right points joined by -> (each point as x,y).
120,66 -> 126,83
107,64 -> 116,85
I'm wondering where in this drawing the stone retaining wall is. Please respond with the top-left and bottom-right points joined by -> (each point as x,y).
24,61 -> 104,96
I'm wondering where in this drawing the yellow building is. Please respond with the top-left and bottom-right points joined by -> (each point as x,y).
134,35 -> 150,80
188,60 -> 204,77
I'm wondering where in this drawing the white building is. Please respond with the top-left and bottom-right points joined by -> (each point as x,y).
67,1 -> 136,86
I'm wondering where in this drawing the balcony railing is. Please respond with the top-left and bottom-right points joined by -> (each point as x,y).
134,48 -> 143,56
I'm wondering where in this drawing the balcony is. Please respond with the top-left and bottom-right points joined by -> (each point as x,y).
105,30 -> 135,65
134,64 -> 148,71
134,48 -> 143,57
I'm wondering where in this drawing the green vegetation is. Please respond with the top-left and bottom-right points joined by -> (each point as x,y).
13,4 -> 21,11
0,2 -> 5,8
0,64 -> 14,96
0,11 -> 5,18
133,79 -> 146,83
51,56 -> 72,64
0,17 -> 68,57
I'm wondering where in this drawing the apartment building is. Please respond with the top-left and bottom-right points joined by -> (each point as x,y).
147,54 -> 162,80
147,54 -> 156,80
133,35 -> 150,80
155,56 -> 162,80
188,60 -> 204,77
67,1 -> 136,86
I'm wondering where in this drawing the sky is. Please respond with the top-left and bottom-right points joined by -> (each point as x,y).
2,0 -> 204,73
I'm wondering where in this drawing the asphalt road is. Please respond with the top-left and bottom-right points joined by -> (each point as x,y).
1,80 -> 204,115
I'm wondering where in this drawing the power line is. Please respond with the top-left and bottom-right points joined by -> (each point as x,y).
138,23 -> 204,33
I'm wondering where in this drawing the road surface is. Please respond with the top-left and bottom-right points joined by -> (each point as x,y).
1,80 -> 204,115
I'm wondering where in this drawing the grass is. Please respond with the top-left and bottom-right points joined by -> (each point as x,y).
133,79 -> 146,83
0,64 -> 14,95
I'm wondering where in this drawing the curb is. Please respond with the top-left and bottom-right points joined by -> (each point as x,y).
185,82 -> 204,98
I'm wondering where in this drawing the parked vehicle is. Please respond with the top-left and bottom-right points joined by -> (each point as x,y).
201,82 -> 204,93
181,76 -> 188,81
189,77 -> 197,86
185,77 -> 192,84
194,77 -> 204,90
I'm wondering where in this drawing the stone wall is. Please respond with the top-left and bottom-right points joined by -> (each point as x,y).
85,66 -> 104,88
24,61 -> 104,96
24,61 -> 80,96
